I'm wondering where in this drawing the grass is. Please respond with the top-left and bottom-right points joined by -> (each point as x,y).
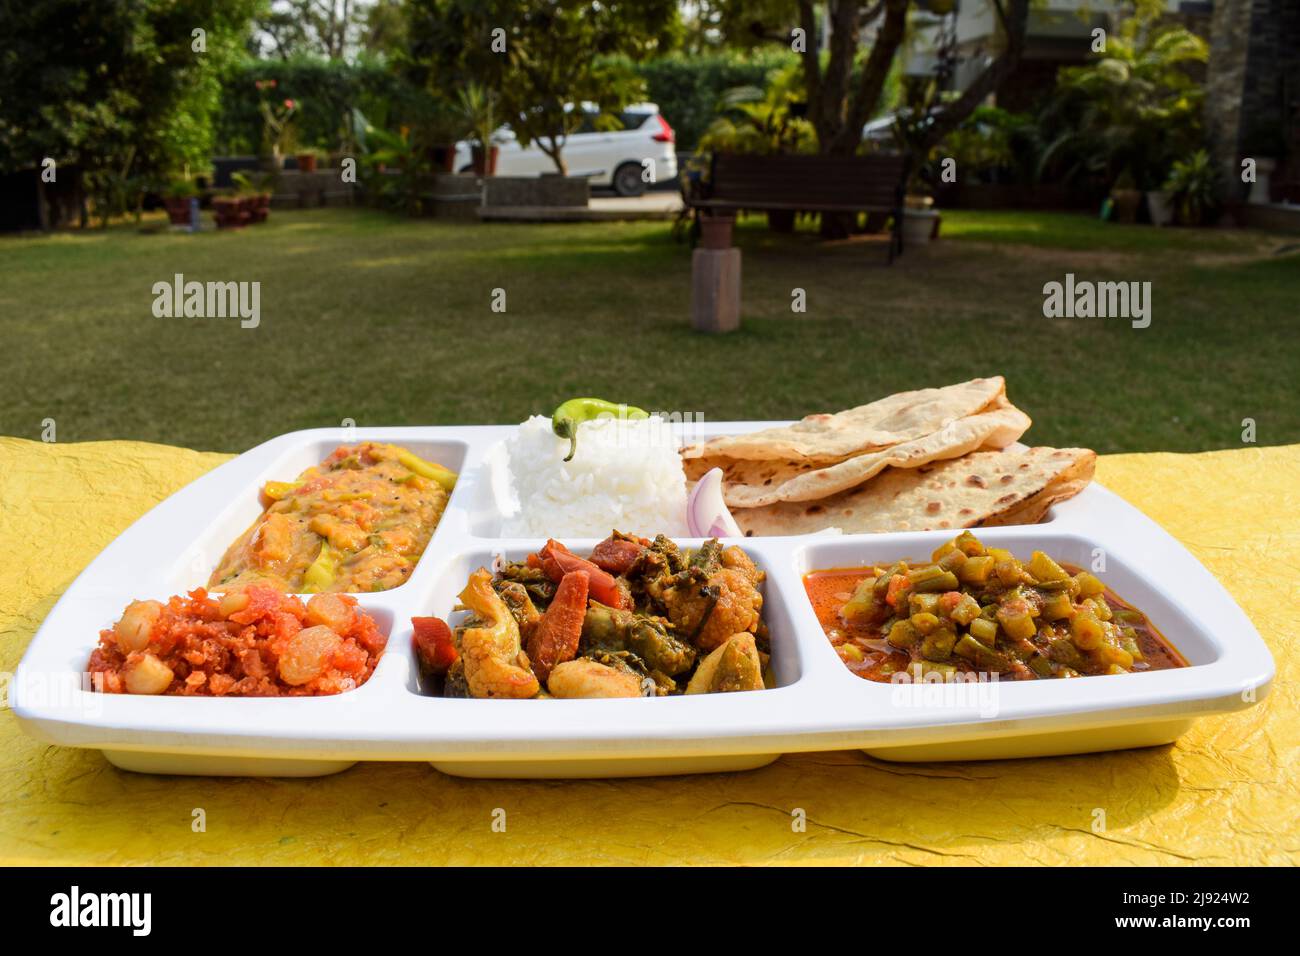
1,207 -> 1297,455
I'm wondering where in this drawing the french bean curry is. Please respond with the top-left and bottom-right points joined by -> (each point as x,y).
413,532 -> 772,698
805,531 -> 1187,682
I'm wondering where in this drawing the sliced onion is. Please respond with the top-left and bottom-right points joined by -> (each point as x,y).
687,467 -> 743,538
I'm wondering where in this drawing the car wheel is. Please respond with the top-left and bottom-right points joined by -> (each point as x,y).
612,162 -> 647,197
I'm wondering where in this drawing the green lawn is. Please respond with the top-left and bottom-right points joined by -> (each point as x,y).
1,207 -> 1297,455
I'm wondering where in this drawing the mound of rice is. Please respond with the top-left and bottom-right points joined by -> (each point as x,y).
500,414 -> 688,538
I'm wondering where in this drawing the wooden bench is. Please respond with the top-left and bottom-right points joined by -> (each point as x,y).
686,152 -> 910,261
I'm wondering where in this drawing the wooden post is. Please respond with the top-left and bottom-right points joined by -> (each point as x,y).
691,247 -> 742,333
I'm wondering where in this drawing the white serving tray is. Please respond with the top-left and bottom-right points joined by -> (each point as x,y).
12,424 -> 1275,778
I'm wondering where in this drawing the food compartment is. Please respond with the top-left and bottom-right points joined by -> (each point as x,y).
166,434 -> 469,595
793,528 -> 1222,684
401,539 -> 804,698
68,587 -> 397,701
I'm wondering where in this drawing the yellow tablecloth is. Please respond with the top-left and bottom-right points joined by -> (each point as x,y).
1,436 -> 1296,866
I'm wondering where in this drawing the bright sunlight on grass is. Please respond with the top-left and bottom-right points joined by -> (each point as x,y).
2,207 -> 1297,454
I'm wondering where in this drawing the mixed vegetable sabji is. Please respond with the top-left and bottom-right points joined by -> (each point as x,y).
806,531 -> 1187,682
413,533 -> 772,699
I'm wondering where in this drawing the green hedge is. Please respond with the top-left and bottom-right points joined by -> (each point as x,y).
632,50 -> 797,150
214,50 -> 797,156
214,57 -> 438,155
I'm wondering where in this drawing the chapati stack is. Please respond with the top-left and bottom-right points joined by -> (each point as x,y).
681,377 -> 1095,536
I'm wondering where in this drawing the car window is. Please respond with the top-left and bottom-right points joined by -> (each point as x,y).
619,111 -> 651,131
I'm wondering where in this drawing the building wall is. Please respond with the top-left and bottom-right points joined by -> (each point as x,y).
1205,0 -> 1300,201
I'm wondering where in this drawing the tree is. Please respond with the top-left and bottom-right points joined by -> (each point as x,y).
1037,2 -> 1208,189
696,1 -> 1030,159
360,0 -> 408,59
0,0 -> 260,222
255,0 -> 370,61
407,0 -> 679,175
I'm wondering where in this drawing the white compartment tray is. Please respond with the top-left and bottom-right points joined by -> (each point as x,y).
12,424 -> 1275,777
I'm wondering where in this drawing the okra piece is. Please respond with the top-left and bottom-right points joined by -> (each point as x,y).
959,555 -> 995,585
1041,591 -> 1075,621
931,540 -> 959,562
1028,654 -> 1054,677
839,577 -> 878,624
874,563 -> 906,597
909,611 -> 941,635
954,634 -> 1012,671
994,559 -> 1022,587
937,548 -> 968,573
1070,610 -> 1105,650
968,616 -> 998,643
953,531 -> 985,556
920,626 -> 957,661
1047,636 -> 1085,668
996,604 -> 1037,641
886,619 -> 921,649
1026,550 -> 1069,584
1083,596 -> 1113,622
1074,571 -> 1105,597
909,568 -> 960,593
910,591 -> 942,616
948,592 -> 982,626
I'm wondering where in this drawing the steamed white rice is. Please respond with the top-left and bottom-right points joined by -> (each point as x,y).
499,414 -> 688,538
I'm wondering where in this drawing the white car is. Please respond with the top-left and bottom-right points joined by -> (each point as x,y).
454,102 -> 678,196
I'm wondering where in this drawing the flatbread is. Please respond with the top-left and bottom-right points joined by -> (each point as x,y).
696,404 -> 1032,508
680,377 -> 1008,462
731,447 -> 1096,537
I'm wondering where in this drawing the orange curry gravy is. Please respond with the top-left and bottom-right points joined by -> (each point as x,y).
803,565 -> 1188,682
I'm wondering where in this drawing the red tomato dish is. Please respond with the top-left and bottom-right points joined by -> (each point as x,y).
88,586 -> 387,696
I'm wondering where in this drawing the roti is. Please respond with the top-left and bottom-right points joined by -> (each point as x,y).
691,403 -> 1032,508
681,377 -> 1009,462
731,447 -> 1096,537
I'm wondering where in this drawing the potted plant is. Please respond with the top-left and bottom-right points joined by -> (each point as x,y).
1110,168 -> 1142,224
424,101 -> 463,173
295,146 -> 325,173
211,194 -> 247,229
457,84 -> 499,176
256,80 -> 298,171
1146,176 -> 1176,227
232,171 -> 275,224
1163,149 -> 1222,226
693,64 -> 817,234
901,192 -> 940,246
162,178 -> 199,226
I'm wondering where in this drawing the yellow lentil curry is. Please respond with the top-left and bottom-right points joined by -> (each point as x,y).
210,442 -> 455,594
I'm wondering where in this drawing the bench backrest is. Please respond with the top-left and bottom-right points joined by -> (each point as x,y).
708,152 -> 907,209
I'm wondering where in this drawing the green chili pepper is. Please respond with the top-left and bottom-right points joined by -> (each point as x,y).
551,398 -> 649,462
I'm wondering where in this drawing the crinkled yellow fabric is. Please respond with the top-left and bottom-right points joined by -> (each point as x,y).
1,436 -> 1295,866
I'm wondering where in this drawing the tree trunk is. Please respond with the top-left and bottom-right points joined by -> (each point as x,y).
541,137 -> 568,176
799,0 -> 911,158
916,1 -> 1031,154
828,0 -> 911,156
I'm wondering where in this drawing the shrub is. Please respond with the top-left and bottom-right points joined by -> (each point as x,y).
215,58 -> 441,155
630,50 -> 797,150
